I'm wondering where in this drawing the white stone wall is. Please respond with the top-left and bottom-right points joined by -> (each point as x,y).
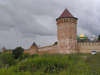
78,42 -> 100,53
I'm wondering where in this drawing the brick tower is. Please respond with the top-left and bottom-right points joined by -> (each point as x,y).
2,46 -> 6,53
56,9 -> 78,54
30,42 -> 38,55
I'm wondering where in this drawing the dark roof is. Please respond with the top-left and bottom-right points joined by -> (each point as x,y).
77,39 -> 91,42
2,46 -> 6,50
96,40 -> 100,42
31,42 -> 37,46
59,9 -> 74,18
56,9 -> 78,20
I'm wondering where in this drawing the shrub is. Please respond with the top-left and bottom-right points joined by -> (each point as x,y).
19,53 -> 30,60
1,53 -> 15,66
13,54 -> 70,73
12,47 -> 24,59
1,53 -> 100,74
30,54 -> 38,58
54,42 -> 57,45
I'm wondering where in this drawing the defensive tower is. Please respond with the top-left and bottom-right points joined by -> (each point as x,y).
30,42 -> 38,55
56,9 -> 78,54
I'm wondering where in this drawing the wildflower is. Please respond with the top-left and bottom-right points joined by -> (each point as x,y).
81,68 -> 83,69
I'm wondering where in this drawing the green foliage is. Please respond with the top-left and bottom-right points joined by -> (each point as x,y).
19,53 -> 30,60
84,36 -> 88,40
77,36 -> 80,39
98,35 -> 100,40
0,52 -> 3,68
12,47 -> 24,59
1,53 -> 100,74
54,42 -> 57,45
30,54 -> 38,58
1,53 -> 15,66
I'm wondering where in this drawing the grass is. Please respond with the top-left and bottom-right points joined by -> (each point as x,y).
0,52 -> 3,68
0,53 -> 100,75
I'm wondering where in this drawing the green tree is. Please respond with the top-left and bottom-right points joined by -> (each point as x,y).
77,36 -> 80,39
54,42 -> 57,45
1,53 -> 15,66
98,35 -> 100,40
12,47 -> 24,59
19,53 -> 30,60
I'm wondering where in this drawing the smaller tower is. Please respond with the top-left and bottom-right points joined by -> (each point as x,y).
30,42 -> 38,55
2,46 -> 6,53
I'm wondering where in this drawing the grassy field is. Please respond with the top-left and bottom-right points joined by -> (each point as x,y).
0,53 -> 100,75
0,52 -> 3,68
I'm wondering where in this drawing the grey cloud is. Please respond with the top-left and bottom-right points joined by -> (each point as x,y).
0,0 -> 58,37
0,43 -> 2,52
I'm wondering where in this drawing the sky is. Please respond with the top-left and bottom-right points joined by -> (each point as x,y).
0,0 -> 100,51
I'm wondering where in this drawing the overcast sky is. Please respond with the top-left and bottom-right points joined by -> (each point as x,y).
0,0 -> 100,51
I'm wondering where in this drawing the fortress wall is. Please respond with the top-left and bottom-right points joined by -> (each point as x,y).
38,44 -> 57,54
78,42 -> 100,53
24,49 -> 30,54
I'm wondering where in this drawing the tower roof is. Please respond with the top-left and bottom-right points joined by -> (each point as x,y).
2,46 -> 6,50
31,42 -> 37,47
56,9 -> 78,20
59,9 -> 74,18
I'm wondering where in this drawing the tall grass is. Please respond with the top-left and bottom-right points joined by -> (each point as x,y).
0,53 -> 100,75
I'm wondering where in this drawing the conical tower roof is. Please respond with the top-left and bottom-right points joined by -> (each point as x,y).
2,46 -> 6,50
56,9 -> 77,20
31,42 -> 37,47
59,9 -> 74,18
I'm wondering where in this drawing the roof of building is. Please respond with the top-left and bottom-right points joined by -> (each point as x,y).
59,9 -> 74,18
77,35 -> 91,42
77,39 -> 90,42
31,42 -> 37,46
2,46 -> 6,50
96,40 -> 100,42
79,33 -> 85,38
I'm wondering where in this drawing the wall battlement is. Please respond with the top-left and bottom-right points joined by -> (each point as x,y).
78,42 -> 100,53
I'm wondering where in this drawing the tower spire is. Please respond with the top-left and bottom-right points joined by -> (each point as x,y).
31,42 -> 37,47
59,9 -> 74,18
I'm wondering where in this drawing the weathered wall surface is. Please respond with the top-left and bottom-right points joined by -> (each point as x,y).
3,42 -> 100,55
38,44 -> 57,54
78,42 -> 100,53
56,18 -> 77,54
57,49 -> 77,54
24,49 -> 30,54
